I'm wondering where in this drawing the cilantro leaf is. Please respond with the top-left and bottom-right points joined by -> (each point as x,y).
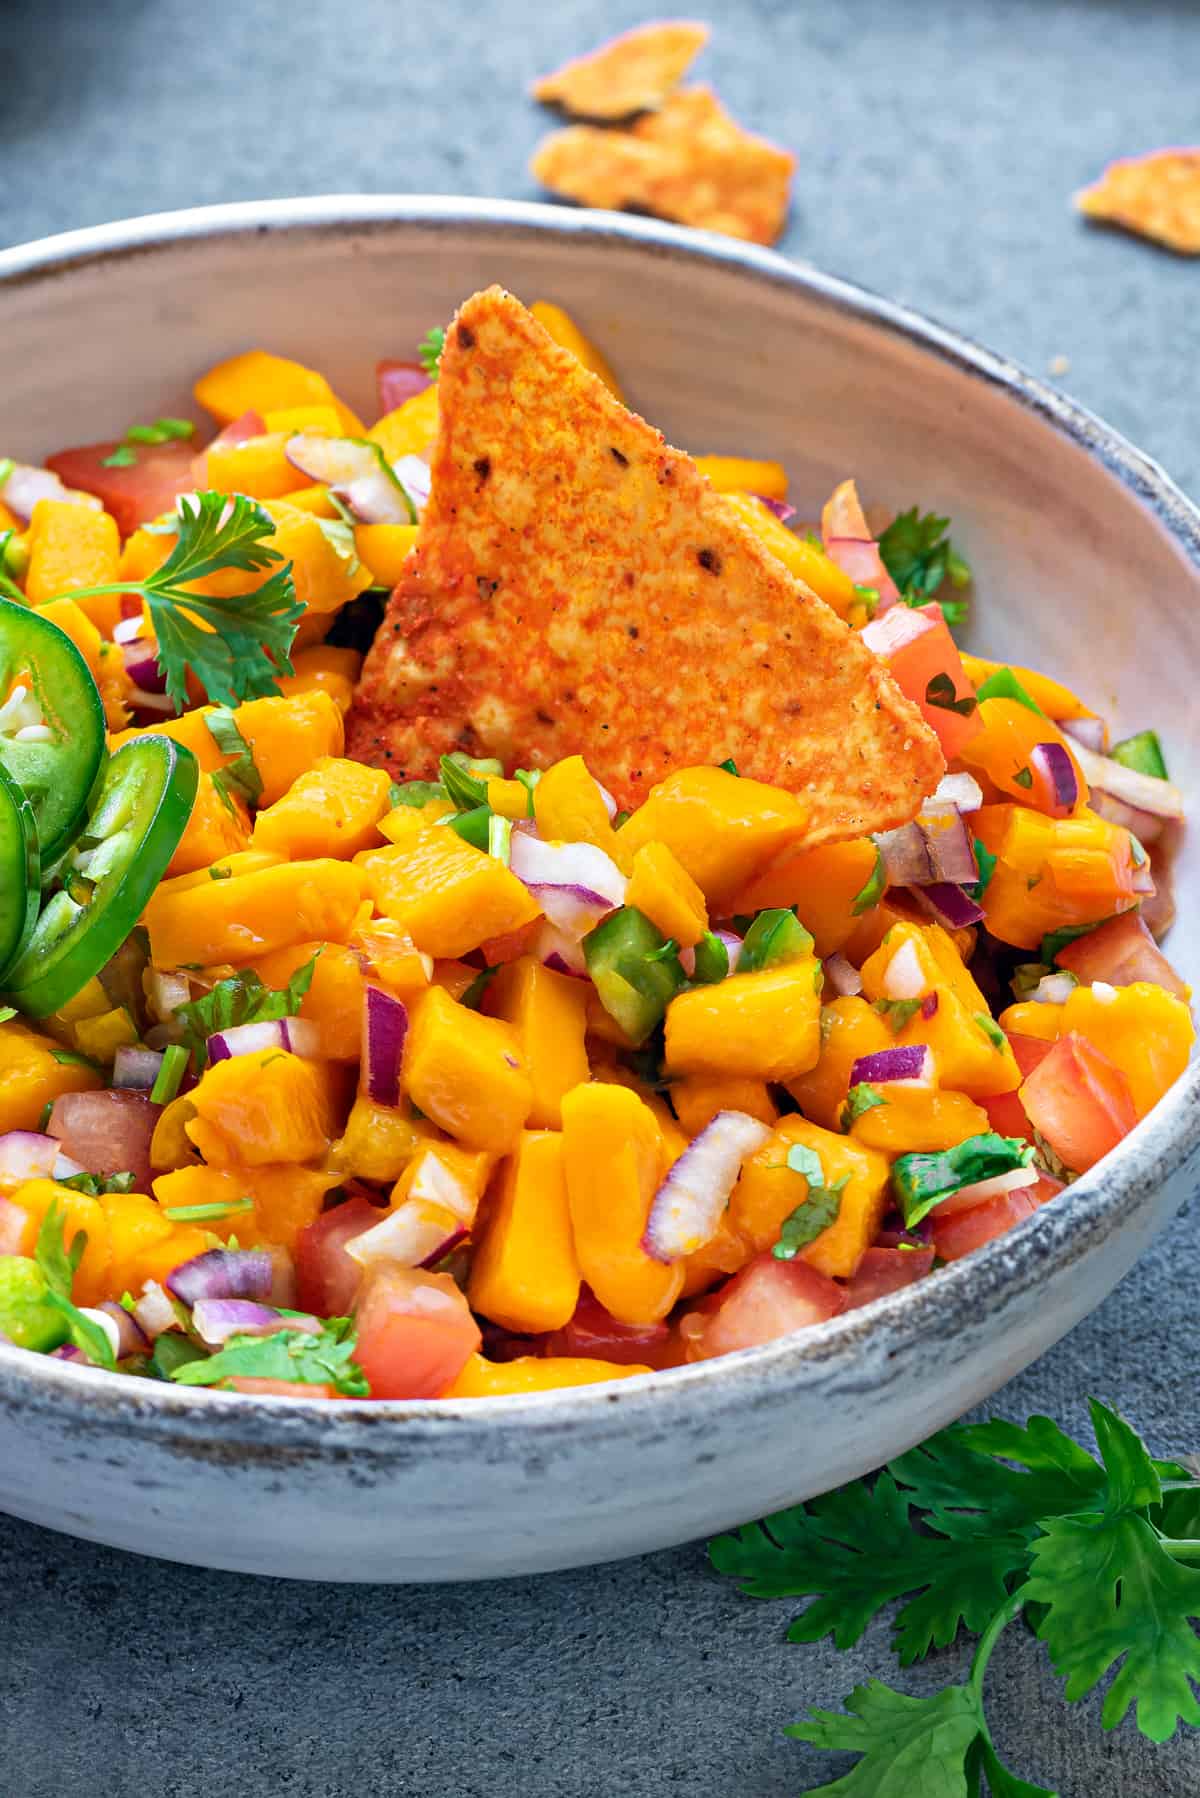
206,708 -> 263,814
439,752 -> 495,811
872,997 -> 921,1034
64,492 -> 303,712
968,840 -> 997,901
773,1157 -> 847,1260
841,1083 -> 886,1129
176,954 -> 319,1068
785,1678 -> 990,1797
33,1201 -> 116,1369
389,778 -> 447,809
59,1169 -> 136,1197
878,507 -> 972,627
926,673 -> 978,718
170,1319 -> 369,1395
418,327 -> 446,378
850,845 -> 887,916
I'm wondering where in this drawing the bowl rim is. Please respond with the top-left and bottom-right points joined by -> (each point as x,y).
0,192 -> 1196,1439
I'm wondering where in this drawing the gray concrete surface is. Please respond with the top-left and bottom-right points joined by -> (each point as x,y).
1,1 -> 1197,1791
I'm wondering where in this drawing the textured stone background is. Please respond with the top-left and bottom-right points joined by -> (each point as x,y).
1,1 -> 1197,1792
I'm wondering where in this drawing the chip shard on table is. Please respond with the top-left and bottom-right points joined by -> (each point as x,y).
531,19 -> 710,120
347,286 -> 943,844
531,84 -> 795,245
1075,147 -> 1200,254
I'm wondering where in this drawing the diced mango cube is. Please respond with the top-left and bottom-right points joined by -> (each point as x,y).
664,960 -> 823,1080
357,826 -> 540,959
485,956 -> 590,1129
403,987 -> 532,1152
468,1130 -> 580,1333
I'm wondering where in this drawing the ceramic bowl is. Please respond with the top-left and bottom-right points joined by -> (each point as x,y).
0,197 -> 1196,1582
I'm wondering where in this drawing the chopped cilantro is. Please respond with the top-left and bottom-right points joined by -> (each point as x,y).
840,1083 -> 887,1129
924,672 -> 977,717
1013,765 -> 1034,789
34,1200 -> 115,1369
872,996 -> 922,1034
171,1316 -> 368,1395
60,1170 -> 137,1197
967,839 -> 997,900
176,955 -> 319,1069
878,507 -> 972,626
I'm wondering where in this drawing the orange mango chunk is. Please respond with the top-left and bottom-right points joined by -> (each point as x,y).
849,1086 -> 991,1156
626,841 -> 709,946
274,644 -> 362,715
403,987 -> 532,1153
204,432 -> 309,499
145,858 -> 366,968
484,956 -> 590,1129
194,349 -> 362,434
24,499 -> 120,608
6,1180 -> 111,1305
617,766 -> 809,906
0,1022 -> 102,1134
153,1163 -> 340,1251
670,1074 -> 778,1138
530,301 -> 623,397
331,1093 -> 432,1182
367,384 -> 440,461
468,1130 -> 580,1333
973,804 -> 1142,952
354,522 -> 420,588
784,995 -> 894,1133
695,455 -> 788,499
664,959 -> 823,1080
730,1116 -> 891,1279
357,825 -> 541,959
1060,980 -> 1194,1119
731,838 -> 880,958
233,690 -> 345,805
533,754 -> 630,871
253,756 -> 392,860
721,493 -> 857,619
185,1049 -> 341,1167
165,772 -> 250,877
445,1353 -> 650,1397
247,940 -> 366,1062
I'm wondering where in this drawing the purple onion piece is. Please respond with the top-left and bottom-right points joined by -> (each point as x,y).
714,929 -> 744,973
642,1111 -> 773,1263
49,1343 -> 86,1362
754,493 -> 797,523
166,1249 -> 274,1307
191,1298 -> 320,1346
921,991 -> 939,1020
0,1131 -> 62,1182
1030,741 -> 1079,815
824,952 -> 862,997
909,882 -> 985,930
849,1044 -> 933,1088
98,1300 -> 150,1358
112,1047 -> 165,1091
205,1018 -> 321,1064
1060,716 -> 1107,754
362,986 -> 408,1106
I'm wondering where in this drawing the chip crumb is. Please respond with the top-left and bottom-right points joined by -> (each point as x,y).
1075,148 -> 1200,254
532,19 -> 709,120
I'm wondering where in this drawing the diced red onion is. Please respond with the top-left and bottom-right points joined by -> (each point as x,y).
0,1130 -> 64,1183
376,360 -> 431,415
97,1300 -> 149,1358
754,494 -> 797,522
824,953 -> 862,997
509,834 -> 626,935
192,1298 -> 320,1346
825,536 -> 899,605
921,992 -> 939,1019
113,614 -> 149,646
50,1343 -> 86,1362
1088,789 -> 1168,846
596,781 -> 618,821
345,1200 -> 467,1272
206,1017 -> 322,1064
284,433 -> 414,525
532,921 -> 589,977
133,1281 -> 178,1340
1061,716 -> 1108,754
122,643 -> 167,693
147,969 -> 191,1023
877,807 -> 977,887
909,882 -> 985,930
928,772 -> 983,814
1071,740 -> 1185,822
166,1249 -> 273,1306
678,944 -> 697,978
112,1047 -> 165,1091
0,463 -> 103,522
362,986 -> 408,1106
390,453 -> 431,513
935,1164 -> 1039,1218
642,1111 -> 772,1263
849,1044 -> 935,1089
1031,971 -> 1077,1004
128,686 -> 175,715
1029,742 -> 1079,817
882,939 -> 926,1000
715,929 -> 744,972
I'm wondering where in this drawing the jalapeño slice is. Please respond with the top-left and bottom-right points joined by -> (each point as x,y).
0,596 -> 107,864
3,736 -> 197,1016
0,759 -> 40,983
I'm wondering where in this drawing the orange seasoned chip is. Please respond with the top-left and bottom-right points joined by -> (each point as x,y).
347,289 -> 942,844
1076,148 -> 1200,254
532,20 -> 709,120
530,85 -> 794,245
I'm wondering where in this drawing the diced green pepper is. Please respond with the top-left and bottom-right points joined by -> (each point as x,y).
973,666 -> 1044,716
446,804 -> 492,850
0,1257 -> 69,1353
1110,730 -> 1169,781
690,930 -> 730,985
739,908 -> 815,973
584,906 -> 686,1046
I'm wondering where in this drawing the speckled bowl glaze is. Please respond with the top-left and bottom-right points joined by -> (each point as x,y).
0,197 -> 1196,1582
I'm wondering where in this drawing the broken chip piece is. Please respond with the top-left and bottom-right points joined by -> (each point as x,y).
1075,148 -> 1200,254
347,287 -> 943,843
531,19 -> 710,120
531,84 -> 794,246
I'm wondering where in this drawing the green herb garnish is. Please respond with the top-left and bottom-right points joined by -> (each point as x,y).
171,1316 -> 369,1395
925,672 -> 978,716
59,1170 -> 137,1197
418,327 -> 446,379
206,707 -> 264,815
176,954 -> 319,1070
878,507 -> 972,626
968,839 -> 997,901
974,665 -> 1045,716
851,845 -> 887,916
872,996 -> 922,1034
841,1082 -> 887,1129
162,1196 -> 254,1223
34,1201 -> 115,1369
892,1132 -> 1034,1228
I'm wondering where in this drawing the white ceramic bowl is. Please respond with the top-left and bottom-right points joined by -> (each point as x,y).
0,197 -> 1196,1582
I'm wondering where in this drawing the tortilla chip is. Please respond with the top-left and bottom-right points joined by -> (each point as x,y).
1076,149 -> 1200,254
532,20 -> 709,120
531,85 -> 794,245
347,289 -> 942,842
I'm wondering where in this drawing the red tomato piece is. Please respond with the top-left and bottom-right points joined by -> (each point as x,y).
1020,1032 -> 1138,1173
376,360 -> 432,417
543,1286 -> 672,1368
353,1266 -> 481,1399
681,1253 -> 845,1362
45,439 -> 197,537
192,409 -> 266,484
228,1378 -> 339,1399
931,1174 -> 1062,1262
860,602 -> 978,758
981,1032 -> 1053,1137
1057,912 -> 1189,1000
48,1090 -> 158,1192
294,1195 -> 380,1316
842,1246 -> 935,1308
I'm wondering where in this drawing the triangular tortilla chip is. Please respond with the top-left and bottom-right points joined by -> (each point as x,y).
532,20 -> 709,120
531,85 -> 794,246
347,289 -> 943,843
1076,149 -> 1200,254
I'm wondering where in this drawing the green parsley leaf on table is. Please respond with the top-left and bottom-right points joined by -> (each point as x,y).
62,491 -> 303,713
176,954 -> 319,1070
878,507 -> 972,627
171,1317 -> 369,1396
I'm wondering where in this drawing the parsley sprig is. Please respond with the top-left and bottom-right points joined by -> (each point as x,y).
711,1400 -> 1200,1793
60,491 -> 303,712
170,1316 -> 368,1395
176,954 -> 319,1069
879,507 -> 972,627
34,1201 -> 116,1368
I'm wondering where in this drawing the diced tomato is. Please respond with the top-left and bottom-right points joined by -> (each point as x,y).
294,1195 -> 380,1316
45,439 -> 197,536
48,1090 -> 158,1192
860,602 -> 977,758
982,1032 -> 1053,1137
192,409 -> 265,484
1020,1032 -> 1138,1173
932,1174 -> 1063,1263
1057,912 -> 1189,1000
228,1377 -> 339,1399
681,1253 -> 845,1362
842,1246 -> 935,1308
353,1266 -> 481,1399
543,1286 -> 672,1368
376,360 -> 431,417
478,922 -> 539,967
